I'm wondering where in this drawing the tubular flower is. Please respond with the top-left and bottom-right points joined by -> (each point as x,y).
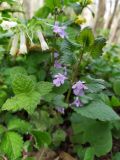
0,21 -> 17,30
54,60 -> 62,68
10,34 -> 19,56
53,73 -> 67,87
37,30 -> 49,51
75,15 -> 86,25
72,81 -> 88,96
73,97 -> 82,107
53,22 -> 67,38
19,31 -> 27,54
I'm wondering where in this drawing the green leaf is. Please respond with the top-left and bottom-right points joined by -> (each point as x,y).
90,36 -> 106,58
2,91 -> 41,114
7,117 -> 32,133
37,81 -> 53,96
84,147 -> 94,160
111,96 -> 120,107
60,39 -> 76,65
87,82 -> 105,93
74,101 -> 120,121
71,115 -> 112,156
0,131 -> 23,160
12,74 -> 35,95
113,80 -> 120,96
53,81 -> 69,94
32,130 -> 51,148
112,152 -> 120,160
53,129 -> 66,146
35,6 -> 50,18
53,95 -> 68,108
77,27 -> 94,47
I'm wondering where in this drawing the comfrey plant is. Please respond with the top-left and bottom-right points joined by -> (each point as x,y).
0,0 -> 120,160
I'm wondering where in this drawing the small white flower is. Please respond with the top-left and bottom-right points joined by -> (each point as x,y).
37,30 -> 49,51
0,21 -> 17,30
19,31 -> 27,54
1,2 -> 10,10
10,34 -> 19,56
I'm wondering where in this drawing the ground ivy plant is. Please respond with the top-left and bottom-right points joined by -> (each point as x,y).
0,0 -> 120,160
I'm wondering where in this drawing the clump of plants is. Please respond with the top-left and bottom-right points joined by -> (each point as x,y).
0,0 -> 120,160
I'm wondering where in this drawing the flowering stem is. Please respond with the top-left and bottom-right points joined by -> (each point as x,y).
66,51 -> 84,103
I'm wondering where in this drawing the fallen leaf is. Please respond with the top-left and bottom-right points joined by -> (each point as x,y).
59,152 -> 76,160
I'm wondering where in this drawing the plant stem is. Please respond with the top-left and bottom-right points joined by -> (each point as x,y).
66,51 -> 84,103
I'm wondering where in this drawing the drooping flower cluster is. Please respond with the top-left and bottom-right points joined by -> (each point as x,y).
0,21 -> 17,30
53,73 -> 67,87
37,30 -> 49,51
10,34 -> 19,56
10,32 -> 27,56
19,31 -> 27,54
53,22 -> 67,38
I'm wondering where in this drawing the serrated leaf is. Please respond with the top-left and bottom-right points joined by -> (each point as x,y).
7,117 -> 32,133
2,91 -> 41,114
60,39 -> 76,65
37,81 -> 53,96
74,101 -> 120,121
90,36 -> 106,58
32,130 -> 51,148
12,74 -> 35,95
77,27 -> 94,47
0,131 -> 23,160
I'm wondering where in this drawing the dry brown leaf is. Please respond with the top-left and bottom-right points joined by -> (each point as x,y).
59,152 -> 76,160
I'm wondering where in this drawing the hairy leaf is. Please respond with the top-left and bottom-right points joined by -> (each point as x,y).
74,101 -> 120,121
0,131 -> 23,160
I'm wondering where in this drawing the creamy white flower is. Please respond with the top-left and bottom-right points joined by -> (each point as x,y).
1,2 -> 10,10
19,31 -> 27,54
0,21 -> 17,30
37,30 -> 49,51
10,34 -> 19,56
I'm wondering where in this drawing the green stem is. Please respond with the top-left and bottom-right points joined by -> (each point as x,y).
66,51 -> 84,103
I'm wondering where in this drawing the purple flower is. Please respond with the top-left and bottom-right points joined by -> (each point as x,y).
56,107 -> 65,114
73,97 -> 82,107
54,60 -> 62,68
53,22 -> 67,38
72,81 -> 88,96
54,52 -> 59,58
53,73 -> 67,87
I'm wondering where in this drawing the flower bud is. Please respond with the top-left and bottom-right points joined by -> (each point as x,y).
19,31 -> 27,54
10,34 -> 19,56
37,30 -> 49,51
87,0 -> 93,5
0,21 -> 17,30
75,15 -> 86,25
